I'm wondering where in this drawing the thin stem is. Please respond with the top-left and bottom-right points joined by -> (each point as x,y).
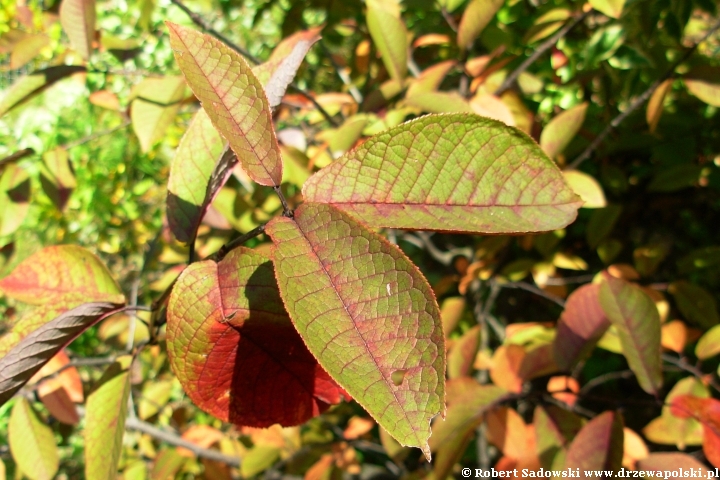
502,281 -> 565,307
209,224 -> 267,262
0,148 -> 35,168
496,10 -> 590,95
273,185 -> 293,218
63,120 -> 132,150
28,356 -> 120,388
578,369 -> 634,395
662,354 -> 720,394
567,18 -> 720,169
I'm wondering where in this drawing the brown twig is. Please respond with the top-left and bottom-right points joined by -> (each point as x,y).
662,353 -> 720,394
495,10 -> 590,96
502,281 -> 566,307
0,148 -> 35,168
62,120 -> 132,150
567,17 -> 720,170
210,224 -> 267,262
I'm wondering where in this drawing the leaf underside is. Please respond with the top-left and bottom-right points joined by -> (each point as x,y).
267,203 -> 445,459
166,247 -> 345,428
303,114 -> 582,234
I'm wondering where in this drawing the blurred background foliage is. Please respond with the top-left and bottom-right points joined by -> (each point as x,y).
1,0 -> 720,478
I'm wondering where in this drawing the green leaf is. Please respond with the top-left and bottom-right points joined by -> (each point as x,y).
59,0 -> 96,59
303,114 -> 581,234
0,66 -> 86,118
138,379 -> 173,419
85,356 -> 132,480
0,302 -> 122,407
266,203 -> 445,459
166,22 -> 283,186
643,377 -> 706,449
0,245 -> 124,305
565,411 -> 623,473
562,170 -> 606,208
166,109 -> 226,244
406,60 -> 457,97
0,164 -> 30,237
589,0 -> 626,19
599,275 -> 663,395
404,92 -> 473,113
366,0 -> 407,82
638,453 -> 711,477
696,324 -> 720,360
457,0 -> 504,50
669,280 -> 720,329
130,76 -> 186,153
539,103 -> 588,159
241,445 -> 280,478
10,34 -> 49,69
586,205 -> 622,249
9,398 -> 59,480
151,449 -> 187,479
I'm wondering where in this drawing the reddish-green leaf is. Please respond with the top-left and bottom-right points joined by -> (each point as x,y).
85,356 -> 132,480
166,109 -> 226,244
251,26 -> 322,109
406,60 -> 457,97
166,22 -> 283,186
638,453 -> 711,476
534,405 -> 581,470
539,103 -> 588,159
267,203 -> 445,459
668,280 -> 720,329
448,325 -> 480,378
643,377 -> 706,449
0,302 -> 122,406
671,395 -> 720,468
9,398 -> 59,480
0,66 -> 86,118
553,283 -> 610,370
366,0 -> 407,82
457,0 -> 504,50
10,34 -> 49,69
60,0 -> 95,59
599,275 -> 663,395
167,247 -> 345,428
130,76 -> 186,152
0,163 -> 30,237
303,114 -> 581,234
0,245 -> 124,305
564,411 -> 624,473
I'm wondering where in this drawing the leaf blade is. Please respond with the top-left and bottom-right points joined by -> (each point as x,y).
59,0 -> 96,60
9,398 -> 59,480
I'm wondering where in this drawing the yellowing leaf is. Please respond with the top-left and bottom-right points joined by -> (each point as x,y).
10,34 -> 49,69
85,357 -> 132,480
138,379 -> 173,419
589,0 -> 626,19
366,0 -> 407,82
59,0 -> 96,60
40,147 -> 76,211
303,114 -> 581,234
448,325 -> 480,378
470,93 -> 516,126
267,203 -> 445,460
405,92 -> 473,113
647,79 -> 672,133
440,297 -> 466,337
406,60 -> 457,97
9,398 -> 59,480
562,170 -> 606,208
0,66 -> 86,118
130,76 -> 186,153
0,164 -> 30,237
457,0 -> 504,50
696,324 -> 720,360
540,103 -> 588,159
684,66 -> 720,107
167,23 -> 283,186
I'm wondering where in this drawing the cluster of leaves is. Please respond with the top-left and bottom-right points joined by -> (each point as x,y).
1,0 -> 720,479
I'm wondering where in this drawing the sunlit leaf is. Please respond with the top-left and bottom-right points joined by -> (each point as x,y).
457,0 -> 504,50
0,164 -> 30,237
10,34 -> 49,69
0,66 -> 86,118
252,26 -> 322,109
32,350 -> 83,425
534,405 -> 581,470
0,302 -> 122,407
366,0 -> 407,82
621,428 -> 648,469
525,9 -> 569,44
151,448 -> 187,479
59,0 -> 95,59
554,283 -> 609,370
638,453 -> 711,477
440,297 -> 466,337
130,76 -> 186,153
589,0 -> 626,19
166,22 -> 283,186
696,324 -> 720,360
89,90 -> 120,110
486,406 -> 537,463
138,379 -> 172,420
0,245 -> 124,305
565,411 -> 623,473
684,66 -> 720,107
670,395 -> 720,468
267,203 -> 445,459
647,79 -> 672,133
448,325 -> 480,378
9,398 -> 59,480
166,109 -> 226,244
405,92 -> 473,113
241,445 -> 280,478
642,377 -> 706,449
85,357 -> 132,480
470,93 -> 516,126
40,147 -> 76,211
562,170 -> 606,208
599,275 -> 662,394
304,114 -> 581,234
167,247 -> 345,427
406,60 -> 457,97
668,280 -> 720,329
540,103 -> 588,159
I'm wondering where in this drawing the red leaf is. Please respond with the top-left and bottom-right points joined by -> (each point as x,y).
565,411 -> 624,473
670,395 -> 720,468
166,247 -> 345,428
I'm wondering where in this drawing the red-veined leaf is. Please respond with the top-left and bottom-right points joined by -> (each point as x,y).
0,66 -> 86,118
599,275 -> 663,395
670,395 -> 720,468
554,283 -> 610,370
267,203 -> 445,460
0,163 -> 31,237
85,357 -> 132,480
457,0 -> 504,50
303,114 -> 581,234
9,398 -> 59,480
59,0 -> 95,59
0,302 -> 123,407
366,0 -> 407,82
167,247 -> 345,428
166,22 -> 282,186
130,76 -> 186,152
565,411 -> 624,473
539,103 -> 588,159
0,244 -> 124,305
638,453 -> 711,477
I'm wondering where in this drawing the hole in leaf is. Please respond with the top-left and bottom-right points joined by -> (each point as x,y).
391,369 -> 407,386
